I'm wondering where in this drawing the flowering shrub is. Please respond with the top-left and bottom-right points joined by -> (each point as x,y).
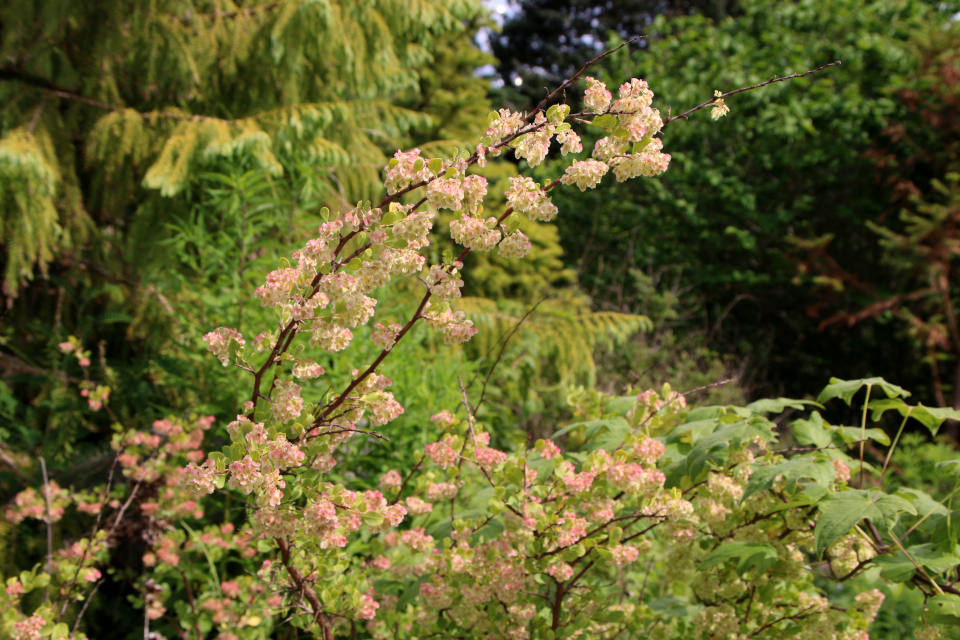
4,48 -> 958,640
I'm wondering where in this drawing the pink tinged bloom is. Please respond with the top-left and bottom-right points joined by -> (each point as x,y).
357,594 -> 380,620
431,410 -> 457,429
405,496 -> 433,516
584,76 -> 612,112
179,461 -> 218,498
58,341 -> 75,354
254,267 -> 300,308
13,614 -> 46,640
6,579 -> 24,597
252,331 -> 277,353
392,210 -> 436,249
266,435 -> 306,470
425,439 -> 458,468
833,458 -> 851,483
497,231 -> 532,259
83,567 -> 102,582
426,177 -> 465,211
270,380 -> 303,423
557,128 -> 583,155
370,555 -> 391,571
426,265 -> 465,301
547,562 -> 575,582
634,436 -> 666,466
540,440 -> 561,460
221,580 -> 241,598
371,322 -> 402,351
607,463 -> 665,497
475,446 -> 508,470
368,391 -> 405,427
450,215 -> 501,252
561,467 -> 596,495
425,482 -> 458,502
228,456 -> 261,494
557,516 -> 588,547
203,327 -> 245,366
855,589 -> 885,623
561,159 -> 609,191
610,138 -> 671,181
462,175 -> 487,211
400,527 -> 435,553
293,359 -> 325,379
383,504 -> 407,527
422,306 -> 478,345
379,469 -> 403,492
609,544 -> 640,567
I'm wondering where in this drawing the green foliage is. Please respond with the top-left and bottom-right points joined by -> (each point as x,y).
528,0 -> 957,399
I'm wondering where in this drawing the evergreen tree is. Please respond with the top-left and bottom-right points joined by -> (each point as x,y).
0,0 -> 485,301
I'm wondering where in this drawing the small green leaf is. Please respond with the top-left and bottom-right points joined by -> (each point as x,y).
742,456 -> 835,502
51,623 -> 69,640
428,158 -> 443,175
363,511 -> 384,527
591,114 -> 617,129
818,377 -> 909,405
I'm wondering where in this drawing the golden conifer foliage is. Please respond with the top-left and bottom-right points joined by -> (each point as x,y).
0,0 -> 483,298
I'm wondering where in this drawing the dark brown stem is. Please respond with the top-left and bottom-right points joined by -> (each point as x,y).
277,537 -> 334,640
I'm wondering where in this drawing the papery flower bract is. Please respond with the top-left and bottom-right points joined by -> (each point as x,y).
833,458 -> 851,483
462,175 -> 487,214
426,177 -> 464,211
425,482 -> 458,502
203,328 -> 245,367
561,159 -> 609,191
426,265 -> 464,302
711,90 -> 730,120
379,470 -> 403,493
425,439 -> 458,468
497,231 -> 532,259
254,268 -> 299,308
270,380 -> 303,423
293,359 -> 324,379
13,614 -> 46,640
557,128 -> 583,155
450,215 -> 501,252
584,76 -> 612,112
405,496 -> 433,516
610,544 -> 640,567
431,410 -> 457,429
179,461 -> 217,498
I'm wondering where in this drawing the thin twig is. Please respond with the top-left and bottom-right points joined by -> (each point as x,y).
39,457 -> 54,602
70,579 -> 103,639
476,296 -> 548,411
663,61 -> 842,126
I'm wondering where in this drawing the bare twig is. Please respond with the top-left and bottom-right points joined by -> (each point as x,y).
39,457 -> 54,602
476,296 -> 548,411
70,579 -> 103,639
663,61 -> 842,126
